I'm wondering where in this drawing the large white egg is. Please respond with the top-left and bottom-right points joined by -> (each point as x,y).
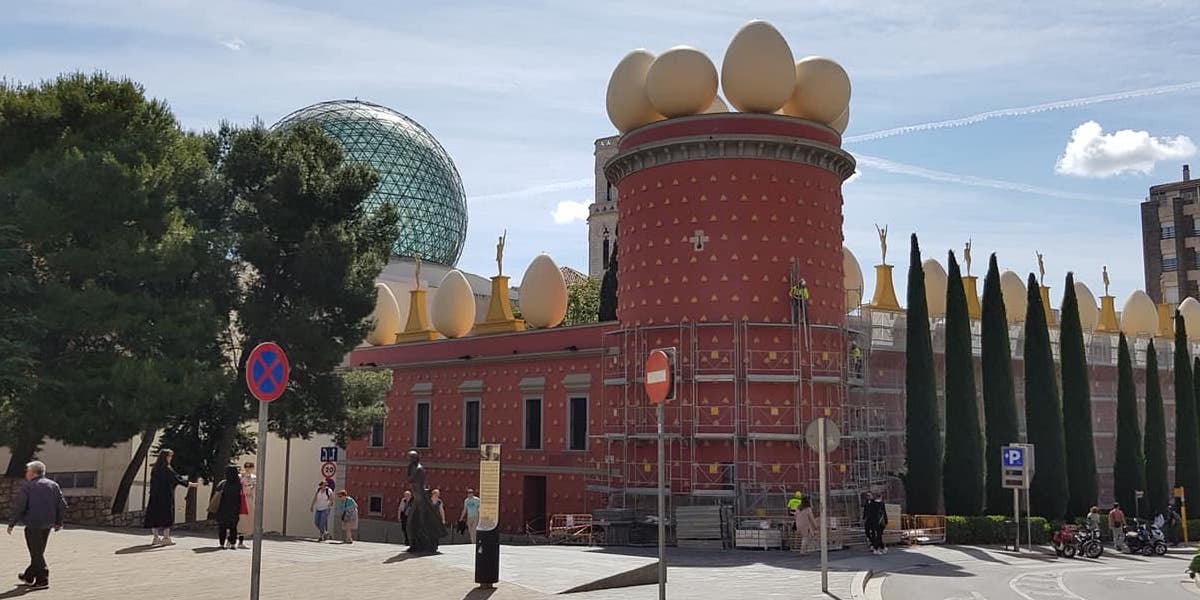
922,258 -> 947,318
1000,270 -> 1027,324
1073,280 -> 1099,331
431,270 -> 476,339
843,246 -> 864,311
704,95 -> 729,114
781,56 -> 851,125
1120,289 -> 1158,337
720,20 -> 795,113
645,46 -> 718,118
365,283 -> 401,346
1180,297 -> 1200,340
830,106 -> 849,134
518,254 -> 569,328
606,49 -> 665,133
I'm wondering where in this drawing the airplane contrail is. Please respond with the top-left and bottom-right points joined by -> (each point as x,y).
845,81 -> 1200,144
469,178 -> 591,204
854,154 -> 1131,203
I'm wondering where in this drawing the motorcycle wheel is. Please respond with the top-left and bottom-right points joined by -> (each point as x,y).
1140,544 -> 1154,556
1086,541 -> 1103,559
1062,544 -> 1077,558
1054,547 -> 1064,557
1154,541 -> 1167,556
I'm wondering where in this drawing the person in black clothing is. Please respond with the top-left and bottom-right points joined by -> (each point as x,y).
8,461 -> 66,590
1167,501 -> 1182,546
862,492 -> 887,555
143,449 -> 199,546
212,466 -> 243,549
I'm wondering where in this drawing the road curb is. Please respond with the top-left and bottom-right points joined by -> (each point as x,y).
850,570 -> 873,600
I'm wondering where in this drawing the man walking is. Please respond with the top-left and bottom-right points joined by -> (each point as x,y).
862,492 -> 888,555
7,461 -> 66,590
459,489 -> 480,545
399,491 -> 413,544
1108,503 -> 1127,551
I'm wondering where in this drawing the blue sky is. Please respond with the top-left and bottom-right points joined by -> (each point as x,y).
4,0 -> 1199,305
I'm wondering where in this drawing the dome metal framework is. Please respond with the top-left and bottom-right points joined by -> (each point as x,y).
273,100 -> 468,266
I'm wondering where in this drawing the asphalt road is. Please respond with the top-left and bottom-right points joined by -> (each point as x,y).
880,546 -> 1198,600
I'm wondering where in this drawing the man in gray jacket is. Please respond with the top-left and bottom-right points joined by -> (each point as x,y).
7,461 -> 66,590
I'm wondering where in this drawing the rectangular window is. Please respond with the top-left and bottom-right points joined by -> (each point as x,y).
1166,286 -> 1181,304
1163,255 -> 1178,271
524,397 -> 543,450
369,421 -> 385,448
415,401 -> 431,448
464,399 -> 481,449
368,495 -> 384,516
1162,225 -> 1176,239
568,396 -> 588,451
47,471 -> 98,489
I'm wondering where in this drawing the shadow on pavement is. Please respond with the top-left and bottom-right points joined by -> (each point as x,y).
0,586 -> 34,599
940,546 -> 1009,564
384,550 -> 442,564
113,544 -> 165,555
191,547 -> 225,554
585,545 -> 976,578
462,588 -> 496,600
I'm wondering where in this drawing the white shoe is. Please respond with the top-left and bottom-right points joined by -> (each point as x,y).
882,547 -> 888,554
162,538 -> 176,546
238,542 -> 248,549
151,538 -> 162,546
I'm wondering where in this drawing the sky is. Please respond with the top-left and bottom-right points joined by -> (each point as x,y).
4,0 -> 1199,305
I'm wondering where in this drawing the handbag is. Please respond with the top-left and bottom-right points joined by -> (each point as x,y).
342,500 -> 358,521
207,489 -> 223,516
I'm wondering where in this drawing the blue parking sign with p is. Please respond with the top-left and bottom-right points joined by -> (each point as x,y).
1003,446 -> 1024,467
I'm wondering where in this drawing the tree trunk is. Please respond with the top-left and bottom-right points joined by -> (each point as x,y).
4,429 -> 42,477
111,426 -> 157,514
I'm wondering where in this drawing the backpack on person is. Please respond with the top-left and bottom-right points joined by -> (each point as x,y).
342,499 -> 358,521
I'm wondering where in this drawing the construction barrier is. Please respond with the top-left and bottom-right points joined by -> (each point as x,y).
548,514 -> 600,545
900,514 -> 947,544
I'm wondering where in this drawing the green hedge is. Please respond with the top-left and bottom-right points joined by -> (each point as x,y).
945,515 -> 1050,544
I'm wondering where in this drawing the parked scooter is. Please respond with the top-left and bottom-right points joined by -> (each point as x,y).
1124,520 -> 1168,556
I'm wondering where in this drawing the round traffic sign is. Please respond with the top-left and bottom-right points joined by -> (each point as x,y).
321,462 -> 337,479
805,418 -> 841,453
246,342 -> 289,403
644,350 -> 671,404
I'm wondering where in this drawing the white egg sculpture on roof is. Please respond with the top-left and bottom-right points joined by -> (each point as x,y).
1120,290 -> 1158,337
720,20 -> 796,113
782,56 -> 851,125
830,107 -> 849,134
431,270 -> 476,339
365,283 -> 401,346
1000,270 -> 1027,324
843,246 -> 864,311
645,46 -> 718,118
606,49 -> 665,133
704,95 -> 729,114
1073,280 -> 1100,331
518,254 -> 569,329
923,258 -> 948,318
1180,297 -> 1200,340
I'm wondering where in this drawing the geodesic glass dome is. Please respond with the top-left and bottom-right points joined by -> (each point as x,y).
273,100 -> 468,266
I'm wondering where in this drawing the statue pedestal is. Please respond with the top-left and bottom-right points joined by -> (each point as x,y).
474,275 -> 525,335
962,276 -> 981,319
1039,285 -> 1054,325
396,289 -> 440,343
869,264 -> 901,311
1097,295 -> 1119,333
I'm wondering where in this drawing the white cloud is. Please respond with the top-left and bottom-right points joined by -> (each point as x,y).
217,37 -> 244,51
551,200 -> 590,225
1055,121 -> 1196,178
469,179 -> 590,204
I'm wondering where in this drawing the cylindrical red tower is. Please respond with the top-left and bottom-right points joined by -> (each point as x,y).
604,114 -> 855,328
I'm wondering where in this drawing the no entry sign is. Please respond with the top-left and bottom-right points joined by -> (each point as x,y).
246,342 -> 290,403
644,348 -> 675,404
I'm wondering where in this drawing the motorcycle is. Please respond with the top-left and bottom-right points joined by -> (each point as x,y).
1052,524 -> 1079,558
1073,527 -> 1104,559
1124,521 -> 1168,556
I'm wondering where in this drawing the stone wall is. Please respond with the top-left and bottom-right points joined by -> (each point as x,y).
2,476 -> 144,528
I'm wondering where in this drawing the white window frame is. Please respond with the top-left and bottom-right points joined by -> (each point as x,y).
367,494 -> 384,516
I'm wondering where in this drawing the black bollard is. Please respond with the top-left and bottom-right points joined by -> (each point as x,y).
475,527 -> 500,588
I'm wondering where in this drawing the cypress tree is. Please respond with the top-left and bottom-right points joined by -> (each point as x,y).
1143,340 -> 1169,516
942,251 -> 983,515
1174,315 -> 1200,501
598,242 -> 618,322
1059,273 -> 1098,518
1023,273 -> 1069,519
905,234 -> 942,514
1113,333 -> 1146,513
981,255 -> 1020,515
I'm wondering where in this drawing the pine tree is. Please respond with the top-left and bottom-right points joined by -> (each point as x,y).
905,234 -> 943,514
1023,273 -> 1069,519
598,242 -> 618,322
1059,273 -> 1098,518
1114,333 -> 1146,512
942,251 -> 983,514
981,255 -> 1020,515
1174,315 -> 1200,501
1143,340 -> 1169,516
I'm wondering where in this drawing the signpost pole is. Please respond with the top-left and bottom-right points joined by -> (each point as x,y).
282,437 -> 291,536
1013,487 -> 1020,552
819,417 -> 829,594
250,400 -> 269,600
657,399 -> 666,600
1024,486 -> 1031,548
